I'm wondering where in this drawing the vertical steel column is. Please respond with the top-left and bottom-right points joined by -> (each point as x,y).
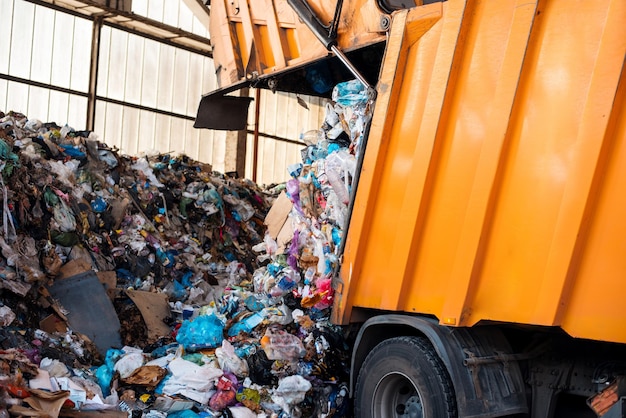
86,15 -> 103,131
252,88 -> 261,183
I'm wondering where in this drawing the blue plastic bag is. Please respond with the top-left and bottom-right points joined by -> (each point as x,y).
175,314 -> 224,350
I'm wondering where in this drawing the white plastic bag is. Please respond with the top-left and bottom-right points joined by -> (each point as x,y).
113,350 -> 145,379
216,340 -> 249,378
271,375 -> 312,414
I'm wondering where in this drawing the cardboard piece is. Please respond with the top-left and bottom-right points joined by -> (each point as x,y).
47,271 -> 122,355
263,192 -> 293,239
29,369 -> 53,391
276,216 -> 295,254
125,289 -> 171,342
121,365 -> 167,389
57,260 -> 92,280
96,271 -> 118,300
39,314 -> 67,334
9,389 -> 70,418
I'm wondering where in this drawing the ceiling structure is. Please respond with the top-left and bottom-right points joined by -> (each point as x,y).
25,0 -> 213,56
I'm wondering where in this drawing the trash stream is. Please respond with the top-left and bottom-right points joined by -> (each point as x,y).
0,80 -> 371,418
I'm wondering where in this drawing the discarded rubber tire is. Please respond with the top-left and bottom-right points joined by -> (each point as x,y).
354,336 -> 458,418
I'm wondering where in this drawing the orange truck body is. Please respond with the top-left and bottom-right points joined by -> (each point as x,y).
335,0 -> 626,346
209,0 -> 626,345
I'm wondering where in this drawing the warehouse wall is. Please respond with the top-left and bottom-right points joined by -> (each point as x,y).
0,0 -> 326,185
0,1 -> 90,127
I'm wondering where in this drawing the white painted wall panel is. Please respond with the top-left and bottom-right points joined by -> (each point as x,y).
0,1 -> 13,75
50,12 -> 74,89
9,1 -> 34,80
146,0 -> 165,22
124,34 -> 144,104
132,0 -> 208,37
178,4 -> 194,35
94,101 -> 106,141
250,89 -> 326,184
169,117 -> 187,154
48,90 -> 69,125
67,95 -> 87,128
141,39 -> 159,108
198,129 -> 227,166
137,110 -> 156,153
102,102 -> 124,150
121,107 -> 140,155
107,29 -> 128,101
172,49 -> 190,114
27,86 -> 50,120
153,113 -> 172,153
70,18 -> 91,92
6,82 -> 28,115
31,7 -> 55,84
187,53 -> 203,115
156,45 -> 175,111
97,26 -> 112,97
163,1 -> 179,28
0,80 -> 7,110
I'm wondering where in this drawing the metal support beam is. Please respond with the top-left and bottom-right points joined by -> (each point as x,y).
181,0 -> 211,31
86,16 -> 102,131
224,88 -> 250,178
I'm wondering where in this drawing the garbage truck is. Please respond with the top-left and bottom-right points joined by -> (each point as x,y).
195,0 -> 626,416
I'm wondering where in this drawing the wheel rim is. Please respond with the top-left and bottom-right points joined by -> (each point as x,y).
371,372 -> 424,418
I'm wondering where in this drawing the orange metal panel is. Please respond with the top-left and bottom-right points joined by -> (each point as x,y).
208,0 -> 388,90
335,0 -> 626,344
560,67 -> 626,342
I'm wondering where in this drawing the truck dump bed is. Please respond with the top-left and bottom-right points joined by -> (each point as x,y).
206,0 -> 626,345
334,0 -> 626,345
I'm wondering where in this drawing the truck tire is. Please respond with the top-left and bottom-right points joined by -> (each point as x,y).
355,336 -> 457,418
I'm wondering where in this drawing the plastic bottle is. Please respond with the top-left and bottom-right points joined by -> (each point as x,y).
325,151 -> 354,206
325,168 -> 349,205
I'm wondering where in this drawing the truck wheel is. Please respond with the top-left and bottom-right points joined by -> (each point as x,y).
355,336 -> 457,418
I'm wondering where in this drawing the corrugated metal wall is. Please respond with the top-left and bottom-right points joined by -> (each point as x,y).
0,0 -> 326,184
0,1 -> 90,127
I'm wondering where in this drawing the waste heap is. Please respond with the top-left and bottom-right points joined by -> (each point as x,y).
0,79 -> 372,418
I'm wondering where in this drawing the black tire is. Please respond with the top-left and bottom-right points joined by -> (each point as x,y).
354,336 -> 458,418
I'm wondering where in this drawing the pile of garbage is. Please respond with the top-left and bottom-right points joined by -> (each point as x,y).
0,79 -> 372,418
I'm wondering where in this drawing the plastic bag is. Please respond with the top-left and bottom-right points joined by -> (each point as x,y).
227,406 -> 257,418
260,328 -> 306,361
216,340 -> 249,377
113,350 -> 145,379
209,374 -> 238,411
161,356 -> 223,397
95,349 -> 123,397
271,375 -> 312,414
175,314 -> 225,350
